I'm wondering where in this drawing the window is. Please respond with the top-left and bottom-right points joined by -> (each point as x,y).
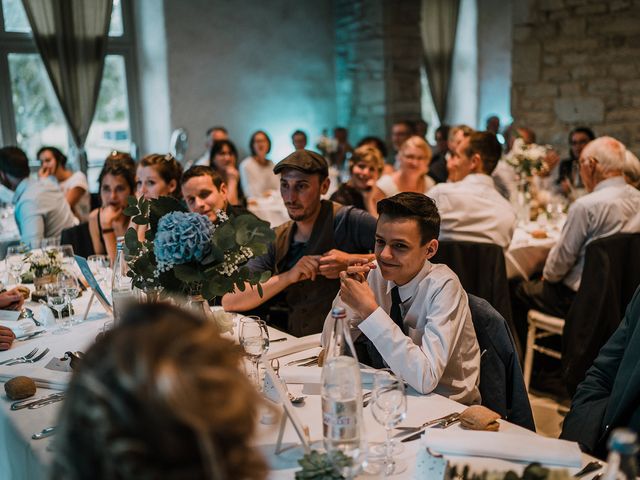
0,0 -> 139,191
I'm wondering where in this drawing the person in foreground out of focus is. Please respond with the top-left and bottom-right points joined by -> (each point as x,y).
51,303 -> 269,480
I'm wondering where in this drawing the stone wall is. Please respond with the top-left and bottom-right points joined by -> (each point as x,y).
512,0 -> 640,153
335,0 -> 422,143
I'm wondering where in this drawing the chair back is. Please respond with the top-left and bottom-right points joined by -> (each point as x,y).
562,233 -> 640,395
60,222 -> 95,259
432,241 -> 519,354
468,294 -> 535,431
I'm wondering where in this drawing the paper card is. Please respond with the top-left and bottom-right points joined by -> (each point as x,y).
44,357 -> 73,373
414,448 -> 448,479
0,310 -> 21,321
74,255 -> 112,313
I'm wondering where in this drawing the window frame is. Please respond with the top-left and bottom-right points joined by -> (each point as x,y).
0,0 -> 141,166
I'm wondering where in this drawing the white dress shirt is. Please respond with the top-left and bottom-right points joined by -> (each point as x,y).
239,156 -> 280,199
543,176 -> 640,291
376,174 -> 436,198
428,174 -> 517,249
323,260 -> 481,405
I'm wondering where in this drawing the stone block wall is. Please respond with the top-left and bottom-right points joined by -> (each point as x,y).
335,0 -> 422,142
512,0 -> 640,153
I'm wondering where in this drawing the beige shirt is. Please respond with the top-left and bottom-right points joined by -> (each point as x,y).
324,260 -> 481,405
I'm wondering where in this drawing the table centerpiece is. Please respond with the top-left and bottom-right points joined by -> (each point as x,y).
24,249 -> 63,301
122,195 -> 274,332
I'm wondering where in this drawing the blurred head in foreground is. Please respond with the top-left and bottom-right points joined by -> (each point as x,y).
51,303 -> 268,480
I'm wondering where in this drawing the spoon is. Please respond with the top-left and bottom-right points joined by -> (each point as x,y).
270,359 -> 306,405
19,308 -> 43,327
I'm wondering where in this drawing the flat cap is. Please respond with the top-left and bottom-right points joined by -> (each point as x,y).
273,149 -> 328,176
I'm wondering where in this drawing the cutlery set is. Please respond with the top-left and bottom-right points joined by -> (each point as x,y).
12,392 -> 65,410
0,347 -> 50,366
285,355 -> 318,367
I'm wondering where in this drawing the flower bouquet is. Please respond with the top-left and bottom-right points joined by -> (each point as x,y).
122,196 -> 274,331
25,249 -> 63,299
504,138 -> 549,178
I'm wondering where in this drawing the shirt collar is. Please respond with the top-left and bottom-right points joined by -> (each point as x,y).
594,176 -> 626,192
460,173 -> 494,186
12,178 -> 29,204
385,259 -> 432,303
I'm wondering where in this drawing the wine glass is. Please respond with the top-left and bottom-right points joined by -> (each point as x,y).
58,244 -> 76,270
238,317 -> 269,390
370,371 -> 407,475
40,236 -> 60,250
47,282 -> 69,334
59,272 -> 80,324
88,254 -> 109,286
6,244 -> 28,284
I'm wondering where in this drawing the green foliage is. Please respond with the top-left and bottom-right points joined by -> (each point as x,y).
124,196 -> 274,300
294,450 -> 351,480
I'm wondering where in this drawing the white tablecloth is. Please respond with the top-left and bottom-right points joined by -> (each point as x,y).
506,219 -> 563,280
0,296 -> 602,480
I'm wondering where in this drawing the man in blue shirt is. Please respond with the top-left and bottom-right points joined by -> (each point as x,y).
0,147 -> 77,247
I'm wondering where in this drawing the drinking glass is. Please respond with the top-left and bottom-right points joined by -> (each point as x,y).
40,236 -> 60,250
238,317 -> 270,390
88,254 -> 109,286
59,271 -> 81,324
6,244 -> 28,284
47,283 -> 69,334
58,244 -> 76,270
370,371 -> 407,475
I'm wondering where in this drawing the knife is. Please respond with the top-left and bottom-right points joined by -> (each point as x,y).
29,395 -> 65,409
32,426 -> 56,440
11,392 -> 64,411
399,413 -> 461,443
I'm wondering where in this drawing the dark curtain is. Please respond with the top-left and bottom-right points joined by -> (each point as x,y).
21,0 -> 113,173
421,0 -> 460,122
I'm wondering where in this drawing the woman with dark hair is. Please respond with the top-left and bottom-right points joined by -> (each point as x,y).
38,146 -> 91,221
239,130 -> 279,200
51,303 -> 269,480
136,153 -> 183,200
88,152 -> 136,262
209,140 -> 244,205
557,126 -> 596,195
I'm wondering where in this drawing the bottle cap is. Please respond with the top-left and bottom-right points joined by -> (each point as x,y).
608,428 -> 639,455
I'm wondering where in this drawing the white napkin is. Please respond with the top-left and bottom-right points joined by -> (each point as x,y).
0,363 -> 70,390
279,365 -> 377,386
422,430 -> 582,468
0,320 -> 36,337
265,333 -> 321,359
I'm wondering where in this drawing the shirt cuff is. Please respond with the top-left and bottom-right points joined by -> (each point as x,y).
358,306 -> 396,343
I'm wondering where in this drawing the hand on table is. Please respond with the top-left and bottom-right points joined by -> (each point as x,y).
0,326 -> 15,350
0,288 -> 25,310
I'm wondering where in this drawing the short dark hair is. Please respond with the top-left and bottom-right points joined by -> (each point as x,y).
206,126 -> 227,137
377,192 -> 440,245
435,125 -> 450,140
181,165 -> 224,189
249,130 -> 271,156
356,136 -> 388,158
0,146 -> 30,179
291,130 -> 307,141
393,120 -> 414,133
37,146 -> 67,168
464,131 -> 503,174
98,155 -> 136,193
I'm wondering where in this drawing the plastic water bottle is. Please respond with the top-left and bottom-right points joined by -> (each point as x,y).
602,429 -> 639,480
111,236 -> 135,325
321,307 -> 366,477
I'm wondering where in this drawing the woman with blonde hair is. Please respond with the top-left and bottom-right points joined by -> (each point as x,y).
51,303 -> 269,480
330,145 -> 386,216
377,136 -> 434,196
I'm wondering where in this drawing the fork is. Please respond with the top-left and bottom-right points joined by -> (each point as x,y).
6,348 -> 50,365
0,347 -> 39,366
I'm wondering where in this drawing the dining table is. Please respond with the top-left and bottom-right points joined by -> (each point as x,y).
0,282 -> 604,480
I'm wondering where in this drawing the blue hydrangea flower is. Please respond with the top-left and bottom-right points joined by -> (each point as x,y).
154,211 -> 213,267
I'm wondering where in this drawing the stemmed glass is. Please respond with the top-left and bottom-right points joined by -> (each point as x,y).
6,244 -> 28,284
370,371 -> 407,476
59,271 -> 80,324
238,317 -> 270,390
58,244 -> 76,270
88,254 -> 109,287
47,281 -> 69,334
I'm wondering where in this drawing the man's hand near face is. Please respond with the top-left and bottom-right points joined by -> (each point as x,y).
339,269 -> 378,320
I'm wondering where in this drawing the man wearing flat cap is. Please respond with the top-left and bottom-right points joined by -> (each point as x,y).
223,149 -> 377,336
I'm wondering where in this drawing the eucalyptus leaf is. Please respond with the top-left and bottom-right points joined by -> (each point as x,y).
213,223 -> 236,251
124,228 -> 141,255
132,215 -> 150,225
174,264 -> 204,283
127,196 -> 138,207
124,206 -> 139,217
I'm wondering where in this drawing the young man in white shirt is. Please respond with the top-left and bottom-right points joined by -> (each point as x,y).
428,131 -> 516,248
513,136 -> 640,344
323,192 -> 481,405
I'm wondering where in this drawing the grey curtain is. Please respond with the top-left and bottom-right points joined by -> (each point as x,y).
21,0 -> 113,173
420,0 -> 460,122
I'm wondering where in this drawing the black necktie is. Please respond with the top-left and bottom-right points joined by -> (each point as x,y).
390,286 -> 404,332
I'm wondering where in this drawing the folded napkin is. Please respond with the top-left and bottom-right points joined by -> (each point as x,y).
265,333 -> 321,360
280,365 -> 377,386
0,364 -> 70,390
422,430 -> 582,468
0,320 -> 36,337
